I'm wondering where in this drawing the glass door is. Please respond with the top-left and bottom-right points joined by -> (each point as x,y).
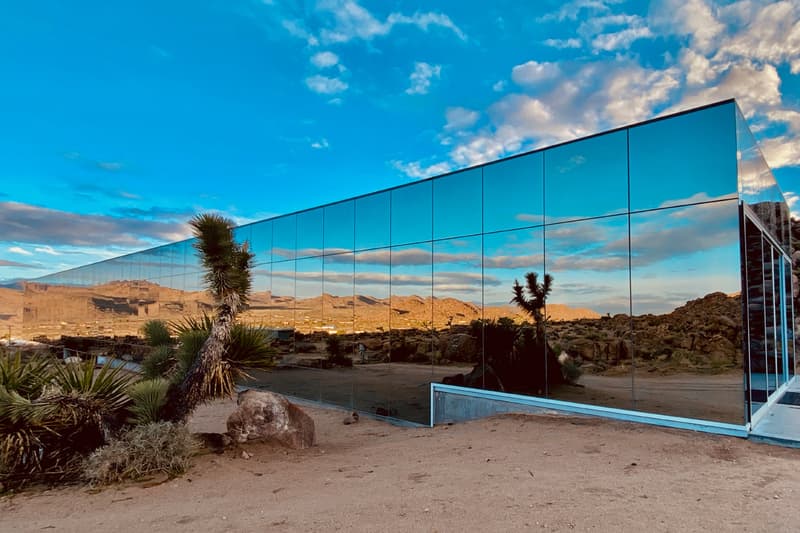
745,213 -> 794,423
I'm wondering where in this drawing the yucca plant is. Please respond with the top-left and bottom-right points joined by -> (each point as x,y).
141,319 -> 172,347
141,345 -> 176,380
127,378 -> 170,425
0,351 -> 53,399
511,271 -> 553,339
165,214 -> 256,422
0,356 -> 135,486
171,317 -> 274,391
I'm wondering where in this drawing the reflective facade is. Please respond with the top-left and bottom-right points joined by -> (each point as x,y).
20,100 -> 794,426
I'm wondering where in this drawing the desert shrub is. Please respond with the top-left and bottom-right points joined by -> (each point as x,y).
324,335 -> 353,367
127,378 -> 170,425
83,422 -> 198,485
0,356 -> 134,487
141,320 -> 172,348
141,345 -> 176,380
326,335 -> 342,358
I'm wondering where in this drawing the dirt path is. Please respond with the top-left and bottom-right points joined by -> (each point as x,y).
2,400 -> 800,532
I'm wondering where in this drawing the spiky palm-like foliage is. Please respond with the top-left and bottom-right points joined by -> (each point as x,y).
511,272 -> 553,337
0,351 -> 52,399
127,378 -> 170,425
141,345 -> 176,380
171,316 -> 275,386
166,214 -> 255,422
141,320 -> 172,347
0,356 -> 134,486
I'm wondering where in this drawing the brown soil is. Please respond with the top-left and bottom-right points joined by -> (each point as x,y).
3,400 -> 800,532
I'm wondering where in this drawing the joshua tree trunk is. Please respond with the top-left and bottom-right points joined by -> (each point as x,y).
168,294 -> 240,422
163,213 -> 253,423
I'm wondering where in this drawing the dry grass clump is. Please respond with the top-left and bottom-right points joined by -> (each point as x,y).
83,421 -> 198,485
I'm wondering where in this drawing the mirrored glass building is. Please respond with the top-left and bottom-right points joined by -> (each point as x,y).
20,100 -> 795,432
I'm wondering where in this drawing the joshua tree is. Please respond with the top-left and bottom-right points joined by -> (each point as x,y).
166,214 -> 254,422
511,271 -> 553,338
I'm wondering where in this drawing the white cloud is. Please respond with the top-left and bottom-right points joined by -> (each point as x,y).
492,80 -> 507,92
34,246 -> 61,256
310,138 -> 330,149
759,136 -> 800,169
650,0 -> 724,53
713,1 -> 800,67
591,25 -> 653,51
8,246 -> 32,256
603,66 -> 680,123
444,107 -> 479,130
310,51 -> 339,68
444,60 -> 678,167
577,13 -> 654,52
305,74 -> 348,94
392,159 -> 452,179
405,62 -> 441,95
680,48 -> 718,86
785,191 -> 799,218
537,0 -> 618,22
316,0 -> 465,44
543,38 -> 582,49
766,109 -> 800,134
674,61 -> 781,117
281,19 -> 319,46
511,61 -> 561,86
387,12 -> 467,41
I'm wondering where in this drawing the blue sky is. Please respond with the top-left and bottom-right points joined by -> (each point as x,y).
1,0 -> 798,282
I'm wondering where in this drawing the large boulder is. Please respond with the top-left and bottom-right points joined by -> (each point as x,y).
227,390 -> 315,449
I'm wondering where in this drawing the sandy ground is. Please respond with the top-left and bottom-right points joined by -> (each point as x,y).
3,400 -> 800,532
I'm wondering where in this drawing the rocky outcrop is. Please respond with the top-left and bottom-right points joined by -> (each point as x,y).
227,390 -> 315,449
548,292 -> 743,374
440,333 -> 478,363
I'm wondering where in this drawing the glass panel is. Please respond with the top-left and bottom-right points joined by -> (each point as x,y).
295,257 -> 323,334
482,227 -> 545,396
744,216 -> 767,417
233,225 -> 252,270
244,263 -> 271,329
631,200 -> 743,424
391,181 -> 432,246
545,215 -> 632,408
390,242 -> 432,423
354,248 -> 391,417
323,253 -> 354,335
250,220 -> 273,265
545,130 -> 627,223
764,237 -> 777,398
324,200 -> 355,255
630,102 -> 737,211
433,236 -> 482,399
297,208 -> 323,259
355,191 -> 390,251
736,106 -> 787,249
433,168 -> 481,240
185,238 -> 202,276
484,151 -> 543,233
270,260 -> 296,350
786,256 -> 796,378
773,248 -> 785,388
272,214 -> 297,262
